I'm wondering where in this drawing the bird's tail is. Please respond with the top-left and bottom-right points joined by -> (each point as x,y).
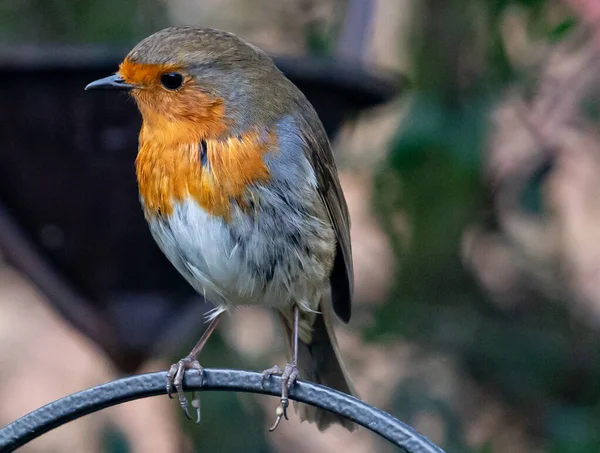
278,301 -> 357,431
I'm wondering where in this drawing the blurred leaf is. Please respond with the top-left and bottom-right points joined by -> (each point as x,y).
1,0 -> 166,42
371,93 -> 490,309
519,158 -> 554,215
550,17 -> 577,41
103,426 -> 130,453
305,21 -> 337,56
393,380 -> 475,452
548,404 -> 600,453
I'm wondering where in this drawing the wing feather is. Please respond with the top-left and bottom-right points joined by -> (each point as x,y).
298,113 -> 353,323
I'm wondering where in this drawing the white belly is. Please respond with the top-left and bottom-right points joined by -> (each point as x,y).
146,197 -> 334,314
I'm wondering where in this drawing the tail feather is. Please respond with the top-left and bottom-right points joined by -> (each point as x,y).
278,302 -> 357,431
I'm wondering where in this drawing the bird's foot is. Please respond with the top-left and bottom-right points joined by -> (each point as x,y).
167,355 -> 204,423
261,363 -> 299,432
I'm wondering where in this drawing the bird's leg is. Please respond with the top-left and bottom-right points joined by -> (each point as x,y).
262,305 -> 300,432
167,313 -> 222,423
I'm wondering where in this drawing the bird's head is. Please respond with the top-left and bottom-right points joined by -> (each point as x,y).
86,26 -> 293,143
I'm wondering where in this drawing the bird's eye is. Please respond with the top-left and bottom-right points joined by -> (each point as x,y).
160,72 -> 184,90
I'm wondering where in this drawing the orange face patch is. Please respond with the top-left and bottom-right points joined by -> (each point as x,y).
119,58 -> 229,145
121,58 -> 265,221
119,59 -> 182,88
136,131 -> 275,220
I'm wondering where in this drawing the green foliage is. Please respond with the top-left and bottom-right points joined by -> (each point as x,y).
370,92 -> 490,344
0,0 -> 166,43
305,20 -> 338,56
368,1 -> 600,451
103,426 -> 130,453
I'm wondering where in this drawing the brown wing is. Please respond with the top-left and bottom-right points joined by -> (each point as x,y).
300,114 -> 353,323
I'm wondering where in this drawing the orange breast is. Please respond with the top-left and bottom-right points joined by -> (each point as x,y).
136,130 -> 276,220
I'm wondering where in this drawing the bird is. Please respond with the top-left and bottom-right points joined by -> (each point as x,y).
85,26 -> 356,432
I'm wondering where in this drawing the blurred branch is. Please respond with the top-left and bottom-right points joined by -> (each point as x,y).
336,0 -> 374,61
0,202 -> 117,353
492,36 -> 600,219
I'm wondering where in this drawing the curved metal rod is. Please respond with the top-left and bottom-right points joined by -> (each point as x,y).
0,369 -> 446,453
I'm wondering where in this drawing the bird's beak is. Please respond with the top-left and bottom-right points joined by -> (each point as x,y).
85,74 -> 134,91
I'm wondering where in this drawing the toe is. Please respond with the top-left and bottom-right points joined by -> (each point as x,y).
262,365 -> 283,376
287,368 -> 299,389
173,360 -> 186,389
261,365 -> 283,386
166,363 -> 179,399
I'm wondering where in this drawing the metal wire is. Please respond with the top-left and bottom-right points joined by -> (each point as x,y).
0,369 -> 446,453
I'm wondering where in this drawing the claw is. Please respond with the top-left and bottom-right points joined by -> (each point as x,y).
281,397 -> 289,420
165,314 -> 221,424
181,403 -> 193,421
166,356 -> 204,422
268,405 -> 285,432
191,390 -> 201,423
262,363 -> 298,432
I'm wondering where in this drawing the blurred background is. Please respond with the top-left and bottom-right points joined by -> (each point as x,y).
2,0 -> 600,452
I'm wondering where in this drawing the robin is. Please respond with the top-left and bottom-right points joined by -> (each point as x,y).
86,26 -> 356,432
